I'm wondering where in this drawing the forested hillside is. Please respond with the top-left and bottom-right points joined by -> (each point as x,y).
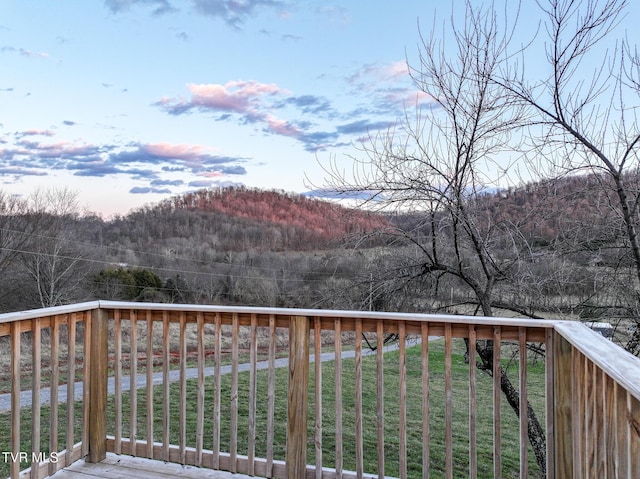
106,186 -> 390,252
0,179 -> 635,354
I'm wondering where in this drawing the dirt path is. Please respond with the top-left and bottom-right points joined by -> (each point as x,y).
0,340 -> 413,413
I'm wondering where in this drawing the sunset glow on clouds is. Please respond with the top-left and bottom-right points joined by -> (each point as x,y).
0,0 -> 438,215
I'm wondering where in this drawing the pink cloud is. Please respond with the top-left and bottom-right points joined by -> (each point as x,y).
265,115 -> 302,138
16,129 -> 55,138
185,81 -> 288,115
144,142 -> 216,159
380,61 -> 409,80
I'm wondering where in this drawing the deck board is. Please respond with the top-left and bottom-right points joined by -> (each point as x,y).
49,453 -> 258,479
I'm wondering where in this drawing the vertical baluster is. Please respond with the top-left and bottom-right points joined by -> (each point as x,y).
629,392 -> 640,478
493,326 -> 502,479
286,315 -> 309,479
355,319 -> 363,479
545,329 -> 555,479
248,313 -> 257,475
613,382 -> 628,477
421,322 -> 430,479
161,311 -> 170,462
82,312 -> 91,457
31,318 -> 42,479
376,321 -> 385,479
66,316 -> 76,466
130,311 -> 138,456
230,313 -> 239,472
334,318 -> 343,479
605,375 -> 616,479
88,308 -> 108,464
212,312 -> 221,469
10,321 -> 21,479
179,311 -> 187,464
519,328 -> 528,479
444,323 -> 452,479
315,316 -> 323,479
571,348 -> 583,478
49,319 -> 60,477
597,365 -> 606,477
469,325 -> 477,479
196,312 -> 205,466
146,311 -> 154,459
114,310 -> 122,455
399,322 -> 407,479
266,314 -> 276,477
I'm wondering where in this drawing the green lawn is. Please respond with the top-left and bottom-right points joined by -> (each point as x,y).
1,338 -> 547,479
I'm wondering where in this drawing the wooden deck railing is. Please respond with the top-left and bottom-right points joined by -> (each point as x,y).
0,300 -> 639,478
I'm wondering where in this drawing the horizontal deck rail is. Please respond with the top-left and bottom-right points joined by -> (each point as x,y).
0,300 -> 638,478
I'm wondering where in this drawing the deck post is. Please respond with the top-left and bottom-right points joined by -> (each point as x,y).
552,331 -> 573,479
88,307 -> 108,463
286,315 -> 310,479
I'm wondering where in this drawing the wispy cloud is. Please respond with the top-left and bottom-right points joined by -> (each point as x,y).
1,45 -> 50,59
15,129 -> 55,138
105,0 -> 285,27
0,132 -> 247,195
155,77 -> 408,153
104,0 -> 176,15
130,185 -> 173,194
192,0 -> 284,28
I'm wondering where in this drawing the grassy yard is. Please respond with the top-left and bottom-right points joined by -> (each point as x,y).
0,338 -> 547,479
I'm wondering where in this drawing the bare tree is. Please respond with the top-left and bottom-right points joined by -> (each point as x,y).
318,1 -> 549,471
494,0 -> 640,352
18,188 -> 91,308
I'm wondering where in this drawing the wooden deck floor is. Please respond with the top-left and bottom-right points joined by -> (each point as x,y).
49,453 -> 258,479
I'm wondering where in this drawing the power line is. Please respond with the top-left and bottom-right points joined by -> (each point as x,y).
0,226 -> 366,281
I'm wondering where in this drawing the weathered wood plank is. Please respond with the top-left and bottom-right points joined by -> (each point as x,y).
114,310 -> 123,455
129,310 -> 138,458
229,313 -> 239,472
266,314 -> 276,477
420,323 -> 430,479
493,326 -> 502,479
354,318 -> 363,479
179,311 -> 187,465
247,313 -> 257,475
161,310 -> 170,462
196,312 -> 205,467
31,317 -> 42,479
66,315 -> 77,468
146,311 -> 154,460
553,332 -> 573,479
544,329 -> 555,479
88,308 -> 108,463
469,325 -> 477,479
82,312 -> 91,458
444,322 -> 452,479
334,319 -> 343,478
287,315 -> 309,479
377,321 -> 385,479
518,327 -> 528,479
315,316 -> 323,479
399,322 -> 407,479
629,391 -> 640,478
49,318 -> 60,478
554,321 -> 640,402
10,320 -> 21,479
212,312 -> 222,470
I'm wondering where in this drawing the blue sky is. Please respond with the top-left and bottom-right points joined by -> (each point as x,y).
0,0 -> 434,216
1,1 -> 637,217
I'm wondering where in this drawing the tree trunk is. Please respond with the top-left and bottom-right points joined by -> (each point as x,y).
476,343 -> 547,474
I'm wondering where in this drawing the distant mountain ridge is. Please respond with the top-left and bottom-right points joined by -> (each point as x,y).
118,186 -> 391,251
164,186 -> 389,237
